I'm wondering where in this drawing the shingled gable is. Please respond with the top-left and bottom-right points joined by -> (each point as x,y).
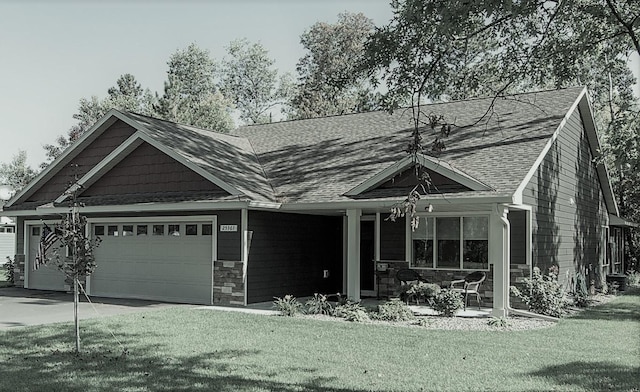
344,153 -> 493,196
6,110 -> 275,211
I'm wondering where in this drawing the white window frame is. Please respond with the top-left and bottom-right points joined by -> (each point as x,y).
409,213 -> 490,271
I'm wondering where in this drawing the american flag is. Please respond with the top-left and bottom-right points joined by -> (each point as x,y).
34,223 -> 57,270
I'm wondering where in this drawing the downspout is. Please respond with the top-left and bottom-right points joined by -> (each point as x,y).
497,204 -> 559,322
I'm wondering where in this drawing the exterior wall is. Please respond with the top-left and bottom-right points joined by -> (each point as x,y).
509,210 -> 527,264
27,120 -> 136,203
246,211 -> 343,303
523,107 -> 609,288
13,217 -> 26,287
379,218 -> 405,261
213,260 -> 244,306
82,142 -> 223,197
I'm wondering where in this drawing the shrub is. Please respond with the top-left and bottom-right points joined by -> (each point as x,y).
3,257 -> 14,285
402,282 -> 441,305
375,299 -> 415,321
305,293 -> 333,315
626,271 -> 640,287
511,266 -> 569,317
333,299 -> 370,322
432,289 -> 464,317
573,271 -> 589,307
273,295 -> 303,316
487,317 -> 511,328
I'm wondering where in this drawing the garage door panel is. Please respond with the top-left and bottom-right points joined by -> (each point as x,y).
91,221 -> 213,304
28,227 -> 66,291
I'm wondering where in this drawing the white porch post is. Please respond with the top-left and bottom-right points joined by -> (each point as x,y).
346,208 -> 362,300
490,204 -> 510,318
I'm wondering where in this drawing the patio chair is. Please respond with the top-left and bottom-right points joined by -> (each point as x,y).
396,269 -> 428,304
450,271 -> 486,310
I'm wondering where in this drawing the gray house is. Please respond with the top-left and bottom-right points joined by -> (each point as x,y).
2,87 -> 628,316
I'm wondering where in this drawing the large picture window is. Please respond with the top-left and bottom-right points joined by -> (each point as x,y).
411,216 -> 489,270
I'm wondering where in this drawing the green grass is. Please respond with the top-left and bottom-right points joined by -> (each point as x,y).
1,290 -> 638,392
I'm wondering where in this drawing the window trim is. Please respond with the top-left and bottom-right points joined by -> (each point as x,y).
410,214 -> 490,271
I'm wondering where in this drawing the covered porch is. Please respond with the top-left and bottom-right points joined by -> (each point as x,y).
342,201 -> 531,318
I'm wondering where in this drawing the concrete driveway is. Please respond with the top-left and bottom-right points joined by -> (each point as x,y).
0,287 -> 186,329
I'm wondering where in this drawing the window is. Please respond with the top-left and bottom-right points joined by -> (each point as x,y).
94,226 -> 105,236
0,226 -> 14,233
168,224 -> 180,236
153,225 -> 164,236
411,217 -> 433,268
122,225 -> 134,236
411,216 -> 489,270
202,224 -> 213,236
107,225 -> 118,236
437,217 -> 460,268
32,227 -> 41,236
463,217 -> 488,270
137,225 -> 148,236
186,224 -> 198,236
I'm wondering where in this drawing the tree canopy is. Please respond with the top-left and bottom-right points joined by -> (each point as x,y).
288,12 -> 380,119
0,150 -> 36,195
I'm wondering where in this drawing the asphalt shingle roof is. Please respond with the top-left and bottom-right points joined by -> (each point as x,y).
234,87 -> 584,203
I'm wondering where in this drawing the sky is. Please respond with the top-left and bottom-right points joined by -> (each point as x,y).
1,1 -> 639,169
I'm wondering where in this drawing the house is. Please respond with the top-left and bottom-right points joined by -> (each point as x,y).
2,87 -> 629,316
0,185 -> 16,266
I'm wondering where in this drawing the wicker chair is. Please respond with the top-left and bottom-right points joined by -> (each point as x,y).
450,271 -> 486,310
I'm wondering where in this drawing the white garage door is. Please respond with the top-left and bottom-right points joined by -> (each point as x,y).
90,220 -> 214,304
27,225 -> 66,291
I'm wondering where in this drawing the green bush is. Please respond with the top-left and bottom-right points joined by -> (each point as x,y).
402,282 -> 441,305
487,316 -> 510,328
626,271 -> 640,287
273,295 -> 304,316
333,299 -> 370,322
511,266 -> 569,317
305,293 -> 333,315
3,257 -> 14,285
432,289 -> 464,317
375,299 -> 415,321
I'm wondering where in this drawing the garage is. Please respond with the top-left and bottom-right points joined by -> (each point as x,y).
89,218 -> 216,304
26,225 -> 67,291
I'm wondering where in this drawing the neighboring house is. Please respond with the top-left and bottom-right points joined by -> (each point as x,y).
0,185 -> 17,266
1,87 -> 631,316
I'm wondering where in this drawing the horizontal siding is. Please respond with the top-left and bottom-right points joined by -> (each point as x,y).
523,106 -> 608,287
509,210 -> 527,264
28,121 -> 136,203
82,142 -> 223,197
247,211 -> 342,303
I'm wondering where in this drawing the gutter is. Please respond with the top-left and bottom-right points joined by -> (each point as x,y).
497,204 -> 560,323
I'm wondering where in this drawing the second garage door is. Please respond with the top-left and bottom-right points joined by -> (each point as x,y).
90,220 -> 215,304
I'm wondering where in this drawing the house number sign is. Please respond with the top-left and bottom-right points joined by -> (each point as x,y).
220,225 -> 238,232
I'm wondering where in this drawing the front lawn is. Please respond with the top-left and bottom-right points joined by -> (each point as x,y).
0,289 -> 638,392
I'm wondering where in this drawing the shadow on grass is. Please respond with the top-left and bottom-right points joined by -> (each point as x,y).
0,325 -> 367,392
568,287 -> 640,322
527,361 -> 640,392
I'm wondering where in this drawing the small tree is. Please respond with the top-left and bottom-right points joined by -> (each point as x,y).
49,177 -> 101,353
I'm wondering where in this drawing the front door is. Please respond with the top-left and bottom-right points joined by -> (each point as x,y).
360,220 -> 375,296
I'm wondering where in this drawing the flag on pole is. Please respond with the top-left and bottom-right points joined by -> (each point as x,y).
34,223 -> 57,270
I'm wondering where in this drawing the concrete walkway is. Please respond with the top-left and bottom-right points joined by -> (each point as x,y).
0,287 -> 186,330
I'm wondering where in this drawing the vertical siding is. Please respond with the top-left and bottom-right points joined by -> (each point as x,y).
509,210 -> 527,264
523,107 -> 609,286
82,142 -> 224,197
27,121 -> 136,203
380,218 -> 405,260
247,211 -> 343,303
216,210 -> 242,261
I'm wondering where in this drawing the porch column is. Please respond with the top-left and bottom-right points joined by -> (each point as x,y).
346,208 -> 362,300
490,204 -> 510,318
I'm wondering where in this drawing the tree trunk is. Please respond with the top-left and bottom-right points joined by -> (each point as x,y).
74,277 -> 80,353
